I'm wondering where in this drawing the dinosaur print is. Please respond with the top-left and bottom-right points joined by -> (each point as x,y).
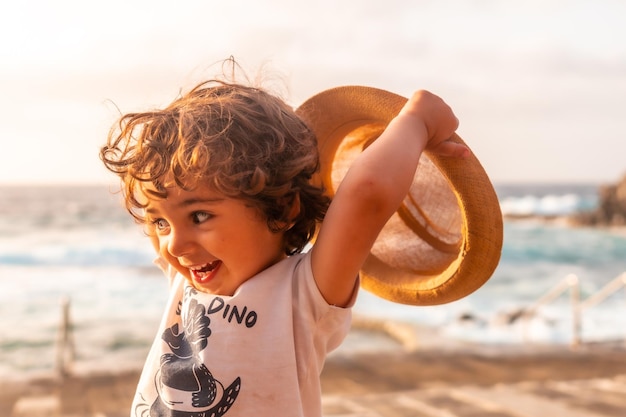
146,293 -> 241,417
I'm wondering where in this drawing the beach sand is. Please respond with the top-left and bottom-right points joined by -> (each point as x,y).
2,327 -> 626,417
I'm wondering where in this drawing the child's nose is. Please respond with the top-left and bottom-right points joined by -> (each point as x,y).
166,227 -> 193,257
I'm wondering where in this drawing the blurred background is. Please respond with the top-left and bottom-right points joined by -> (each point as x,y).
1,0 -> 626,378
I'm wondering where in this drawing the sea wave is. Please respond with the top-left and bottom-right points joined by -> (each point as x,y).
0,246 -> 153,267
499,193 -> 597,217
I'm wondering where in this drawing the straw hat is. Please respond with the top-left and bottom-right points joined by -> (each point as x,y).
296,86 -> 503,306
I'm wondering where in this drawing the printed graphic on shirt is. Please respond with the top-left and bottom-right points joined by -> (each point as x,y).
136,286 -> 242,417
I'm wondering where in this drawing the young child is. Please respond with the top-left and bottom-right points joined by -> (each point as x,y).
100,75 -> 468,417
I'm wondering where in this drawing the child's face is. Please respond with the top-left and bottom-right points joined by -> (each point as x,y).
142,182 -> 287,295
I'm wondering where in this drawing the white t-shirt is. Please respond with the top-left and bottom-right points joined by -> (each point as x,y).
131,251 -> 355,417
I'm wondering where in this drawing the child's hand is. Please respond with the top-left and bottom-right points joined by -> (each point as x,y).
398,90 -> 470,158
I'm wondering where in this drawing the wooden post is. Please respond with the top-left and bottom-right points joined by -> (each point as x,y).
56,296 -> 75,377
570,275 -> 581,348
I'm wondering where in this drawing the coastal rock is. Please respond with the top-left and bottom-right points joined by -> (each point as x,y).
572,173 -> 626,226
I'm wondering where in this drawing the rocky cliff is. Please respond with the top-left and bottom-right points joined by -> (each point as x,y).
572,174 -> 626,226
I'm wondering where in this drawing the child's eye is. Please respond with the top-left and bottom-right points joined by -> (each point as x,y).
191,211 -> 212,224
151,218 -> 170,231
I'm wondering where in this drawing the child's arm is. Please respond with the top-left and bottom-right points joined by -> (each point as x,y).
310,90 -> 469,307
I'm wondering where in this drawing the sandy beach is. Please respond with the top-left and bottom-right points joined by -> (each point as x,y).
2,325 -> 626,417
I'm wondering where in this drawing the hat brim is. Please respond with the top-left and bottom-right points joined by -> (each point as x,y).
296,86 -> 503,306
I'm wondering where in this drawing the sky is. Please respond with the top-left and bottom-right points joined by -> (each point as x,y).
1,0 -> 625,185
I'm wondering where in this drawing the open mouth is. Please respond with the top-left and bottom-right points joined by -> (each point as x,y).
190,260 -> 222,283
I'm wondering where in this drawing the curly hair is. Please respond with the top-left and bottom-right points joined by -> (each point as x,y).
100,80 -> 330,255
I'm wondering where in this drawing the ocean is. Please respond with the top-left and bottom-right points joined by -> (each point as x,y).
1,183 -> 625,378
